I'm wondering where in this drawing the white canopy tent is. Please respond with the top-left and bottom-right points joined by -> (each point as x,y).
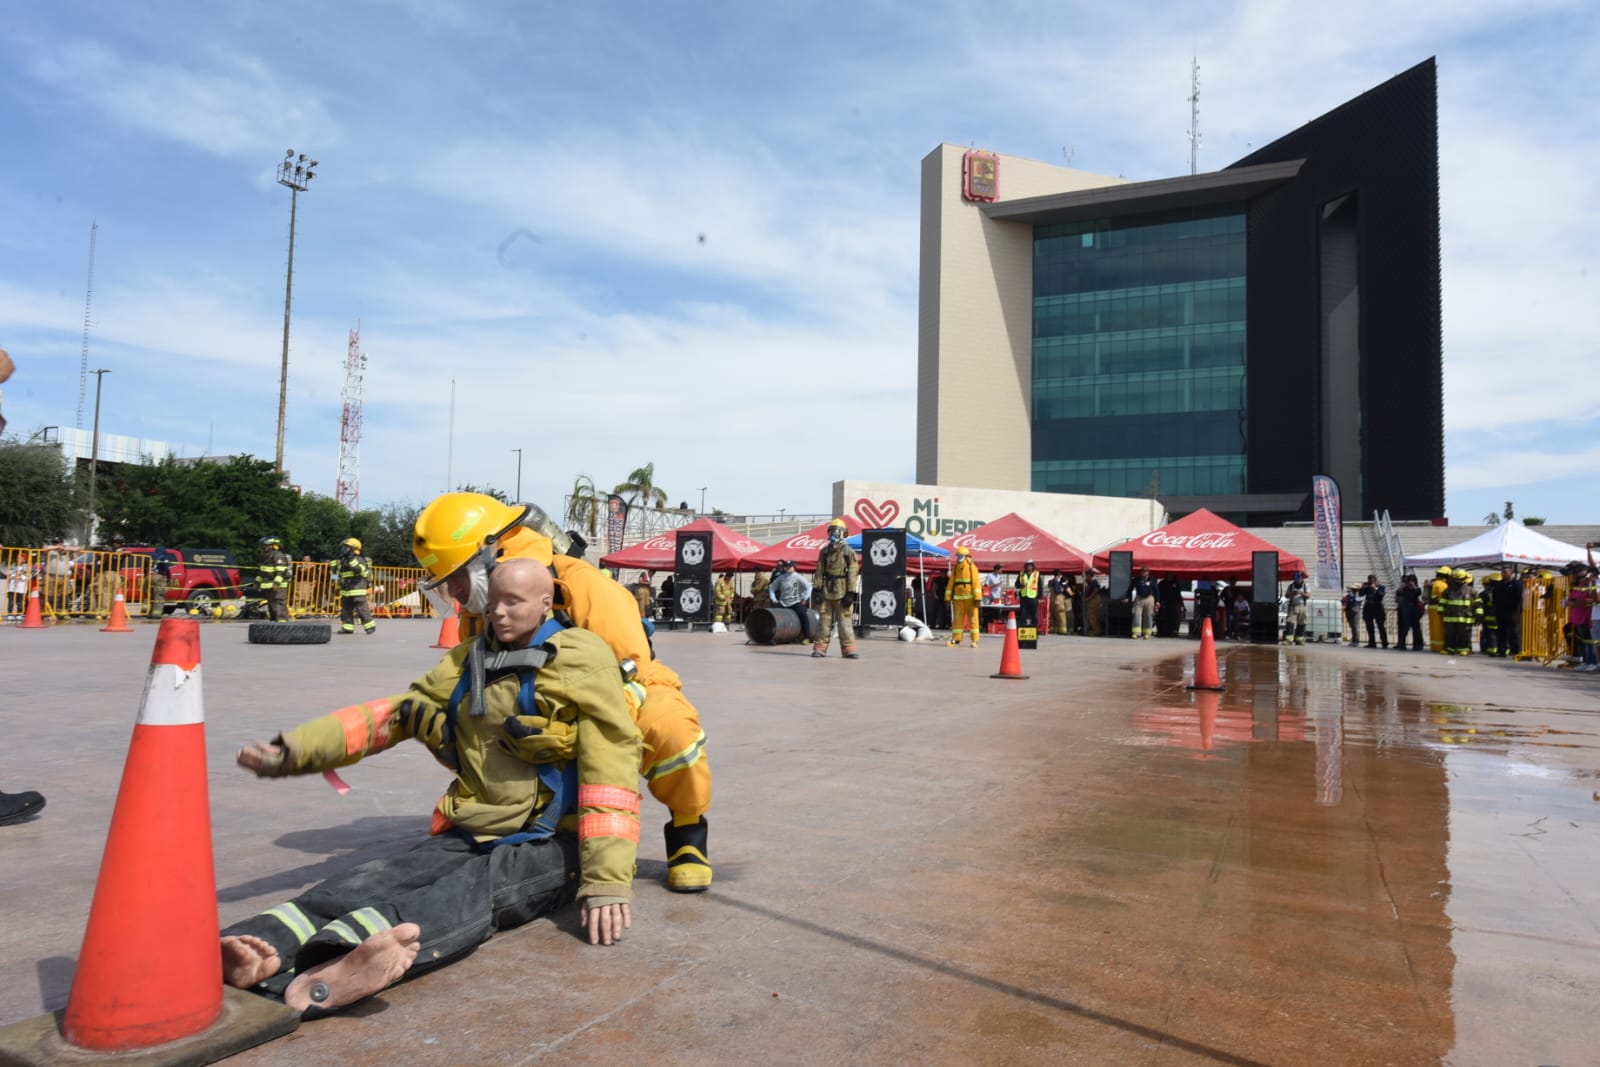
1403,522 -> 1589,569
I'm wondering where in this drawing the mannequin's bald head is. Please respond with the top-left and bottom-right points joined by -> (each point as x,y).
487,559 -> 554,646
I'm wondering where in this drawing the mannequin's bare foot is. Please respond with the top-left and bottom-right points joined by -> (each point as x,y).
221,935 -> 281,988
283,923 -> 422,1014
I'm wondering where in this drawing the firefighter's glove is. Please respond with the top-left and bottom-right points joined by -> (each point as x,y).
498,715 -> 576,764
238,739 -> 293,778
394,699 -> 458,771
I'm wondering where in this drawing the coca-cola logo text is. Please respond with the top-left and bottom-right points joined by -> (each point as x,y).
950,534 -> 1037,554
1139,531 -> 1238,549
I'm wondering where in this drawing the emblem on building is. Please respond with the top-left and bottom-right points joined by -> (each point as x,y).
963,150 -> 999,202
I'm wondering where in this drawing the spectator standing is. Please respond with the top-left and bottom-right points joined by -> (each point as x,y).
1157,575 -> 1183,637
42,538 -> 74,615
1016,560 -> 1041,631
5,555 -> 30,620
982,563 -> 1005,605
1395,573 -> 1425,650
1361,574 -> 1389,648
1492,566 -> 1524,658
929,572 -> 949,630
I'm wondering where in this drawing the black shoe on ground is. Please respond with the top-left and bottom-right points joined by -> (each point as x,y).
0,790 -> 45,826
810,650 -> 825,658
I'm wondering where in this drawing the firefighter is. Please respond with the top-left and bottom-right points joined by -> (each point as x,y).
334,538 -> 376,635
749,568 -> 771,611
812,518 -> 859,659
945,545 -> 981,647
1427,566 -> 1452,653
712,572 -> 736,627
226,560 -> 642,1015
259,536 -> 292,622
411,493 -> 714,893
1282,571 -> 1310,645
1478,573 -> 1501,655
1443,569 -> 1474,656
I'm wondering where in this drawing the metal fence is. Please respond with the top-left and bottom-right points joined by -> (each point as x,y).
0,545 -> 436,622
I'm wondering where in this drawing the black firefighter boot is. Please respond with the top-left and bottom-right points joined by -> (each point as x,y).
664,815 -> 712,893
0,789 -> 45,826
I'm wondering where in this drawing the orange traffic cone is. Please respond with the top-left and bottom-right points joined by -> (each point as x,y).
99,591 -> 134,633
1188,617 -> 1225,691
431,600 -> 461,649
18,581 -> 46,629
61,619 -> 223,1051
990,610 -> 1029,680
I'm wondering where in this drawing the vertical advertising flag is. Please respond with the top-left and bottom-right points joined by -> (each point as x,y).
1312,475 -> 1342,591
606,494 -> 629,556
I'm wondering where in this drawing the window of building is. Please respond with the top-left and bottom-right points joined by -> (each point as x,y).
1031,203 -> 1247,499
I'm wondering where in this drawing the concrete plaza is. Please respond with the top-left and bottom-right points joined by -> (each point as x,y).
1,619 -> 1597,1065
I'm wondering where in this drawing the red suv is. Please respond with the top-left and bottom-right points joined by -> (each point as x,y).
119,547 -> 244,615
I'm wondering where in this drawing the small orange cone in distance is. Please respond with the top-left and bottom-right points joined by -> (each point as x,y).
62,618 -> 223,1052
19,581 -> 46,629
990,610 -> 1029,680
432,600 -> 461,649
1188,616 -> 1225,691
100,591 -> 134,633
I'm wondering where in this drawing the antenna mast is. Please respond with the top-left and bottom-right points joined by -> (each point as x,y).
77,221 -> 98,429
335,323 -> 366,511
1187,56 -> 1202,175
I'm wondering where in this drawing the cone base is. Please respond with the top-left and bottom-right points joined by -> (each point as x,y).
990,673 -> 1030,680
0,988 -> 298,1066
1186,684 -> 1226,692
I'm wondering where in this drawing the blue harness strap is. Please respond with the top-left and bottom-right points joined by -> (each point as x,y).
446,617 -> 575,849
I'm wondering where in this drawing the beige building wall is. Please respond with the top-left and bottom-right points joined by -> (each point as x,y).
916,145 -> 1126,490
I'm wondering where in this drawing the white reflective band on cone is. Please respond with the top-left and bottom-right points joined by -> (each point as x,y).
137,664 -> 205,726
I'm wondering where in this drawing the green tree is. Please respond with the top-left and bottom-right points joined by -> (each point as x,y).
349,502 -> 422,567
565,473 -> 602,542
97,455 -> 298,557
613,462 -> 668,538
295,493 -> 354,560
0,442 -> 83,545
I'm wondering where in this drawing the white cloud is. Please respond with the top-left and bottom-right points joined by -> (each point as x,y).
22,39 -> 339,159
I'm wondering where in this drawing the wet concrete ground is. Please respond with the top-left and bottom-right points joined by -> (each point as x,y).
2,621 -> 1597,1065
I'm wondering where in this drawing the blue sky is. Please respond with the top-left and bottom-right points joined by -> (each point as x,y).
1,0 -> 1594,525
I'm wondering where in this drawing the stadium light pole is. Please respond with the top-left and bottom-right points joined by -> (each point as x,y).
274,149 -> 318,474
512,448 -> 523,501
85,368 -> 110,544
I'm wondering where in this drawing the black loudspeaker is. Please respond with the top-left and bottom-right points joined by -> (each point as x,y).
1250,550 -> 1279,644
674,531 -> 712,624
858,528 -> 907,633
1106,550 -> 1133,637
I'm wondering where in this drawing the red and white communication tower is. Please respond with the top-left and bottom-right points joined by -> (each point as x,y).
335,324 -> 366,511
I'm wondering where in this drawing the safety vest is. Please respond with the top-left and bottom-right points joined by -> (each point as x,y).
1018,571 -> 1039,598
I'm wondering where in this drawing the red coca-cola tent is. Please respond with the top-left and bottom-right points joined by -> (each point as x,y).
745,516 -> 864,572
1091,508 -> 1305,579
931,513 -> 1092,573
599,518 -> 769,573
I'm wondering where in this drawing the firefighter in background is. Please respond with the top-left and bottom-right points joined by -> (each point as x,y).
1282,571 -> 1310,645
259,536 -> 292,622
1478,573 -> 1502,655
1442,568 -> 1477,656
1427,565 -> 1452,652
945,545 -> 982,647
812,518 -> 859,659
712,572 -> 736,627
1016,561 -> 1041,631
335,538 -> 377,635
411,493 -> 713,893
749,567 -> 770,612
1492,566 -> 1523,658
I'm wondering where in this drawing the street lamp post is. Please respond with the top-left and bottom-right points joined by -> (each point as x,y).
698,486 -> 707,516
512,448 -> 523,501
274,150 -> 318,474
86,368 -> 110,543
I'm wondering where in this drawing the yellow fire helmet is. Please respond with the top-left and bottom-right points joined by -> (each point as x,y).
828,517 -> 848,530
956,545 -> 971,557
341,537 -> 362,552
1436,565 -> 1453,576
1484,572 -> 1501,583
413,492 -> 530,583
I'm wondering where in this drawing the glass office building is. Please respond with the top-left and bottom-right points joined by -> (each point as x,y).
918,58 -> 1444,523
1031,205 -> 1247,499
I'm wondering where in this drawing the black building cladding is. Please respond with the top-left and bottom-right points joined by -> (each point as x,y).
991,58 -> 1443,523
1230,57 -> 1443,522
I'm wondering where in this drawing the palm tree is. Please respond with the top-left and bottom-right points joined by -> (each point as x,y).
565,473 -> 603,542
614,463 -> 669,539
